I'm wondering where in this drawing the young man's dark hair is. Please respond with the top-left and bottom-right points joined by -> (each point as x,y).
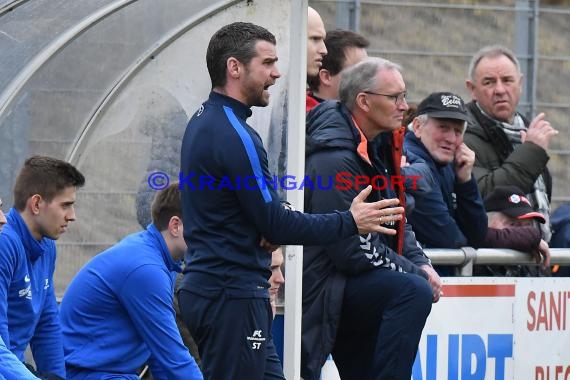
151,182 -> 182,231
206,22 -> 276,88
307,29 -> 369,92
13,155 -> 85,211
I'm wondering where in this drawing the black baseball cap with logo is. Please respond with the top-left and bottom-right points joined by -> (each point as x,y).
484,186 -> 546,223
416,92 -> 469,122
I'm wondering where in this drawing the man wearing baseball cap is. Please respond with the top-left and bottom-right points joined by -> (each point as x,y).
485,185 -> 546,224
479,185 -> 551,276
404,92 -> 488,274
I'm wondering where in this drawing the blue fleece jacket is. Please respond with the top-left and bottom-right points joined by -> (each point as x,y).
0,335 -> 40,379
60,224 -> 202,379
0,209 -> 64,378
180,92 -> 358,297
404,132 -> 488,248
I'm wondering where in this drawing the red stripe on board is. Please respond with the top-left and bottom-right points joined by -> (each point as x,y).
442,284 -> 515,297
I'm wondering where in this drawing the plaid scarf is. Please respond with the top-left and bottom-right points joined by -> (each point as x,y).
477,104 -> 552,241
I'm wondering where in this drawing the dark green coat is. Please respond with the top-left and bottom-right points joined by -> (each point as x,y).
463,101 -> 552,200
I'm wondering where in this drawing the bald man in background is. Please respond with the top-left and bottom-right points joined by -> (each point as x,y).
306,7 -> 327,109
306,29 -> 369,108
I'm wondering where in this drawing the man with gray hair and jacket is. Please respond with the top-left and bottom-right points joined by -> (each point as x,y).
464,45 -> 558,248
302,57 -> 441,380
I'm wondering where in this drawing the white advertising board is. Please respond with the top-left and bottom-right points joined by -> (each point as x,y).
322,277 -> 570,380
413,277 -> 570,380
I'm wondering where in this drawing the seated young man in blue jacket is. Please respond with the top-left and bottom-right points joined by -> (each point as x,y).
302,57 -> 442,380
60,182 -> 202,379
404,92 -> 488,274
0,156 -> 85,380
1,197 -> 40,380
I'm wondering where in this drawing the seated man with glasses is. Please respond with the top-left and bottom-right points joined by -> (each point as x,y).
363,86 -> 437,217
301,57 -> 441,380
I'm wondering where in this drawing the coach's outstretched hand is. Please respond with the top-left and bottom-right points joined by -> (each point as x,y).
349,186 -> 404,235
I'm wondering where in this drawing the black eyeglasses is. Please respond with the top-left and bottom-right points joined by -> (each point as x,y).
363,90 -> 407,105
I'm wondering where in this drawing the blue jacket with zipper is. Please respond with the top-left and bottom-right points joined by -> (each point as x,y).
0,209 -> 64,378
179,92 -> 360,298
60,224 -> 202,379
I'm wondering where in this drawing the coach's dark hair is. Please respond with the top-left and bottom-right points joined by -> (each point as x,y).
207,22 -> 276,88
13,156 -> 85,211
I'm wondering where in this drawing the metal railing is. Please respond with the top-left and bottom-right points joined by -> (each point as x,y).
275,247 -> 570,314
425,247 -> 570,276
